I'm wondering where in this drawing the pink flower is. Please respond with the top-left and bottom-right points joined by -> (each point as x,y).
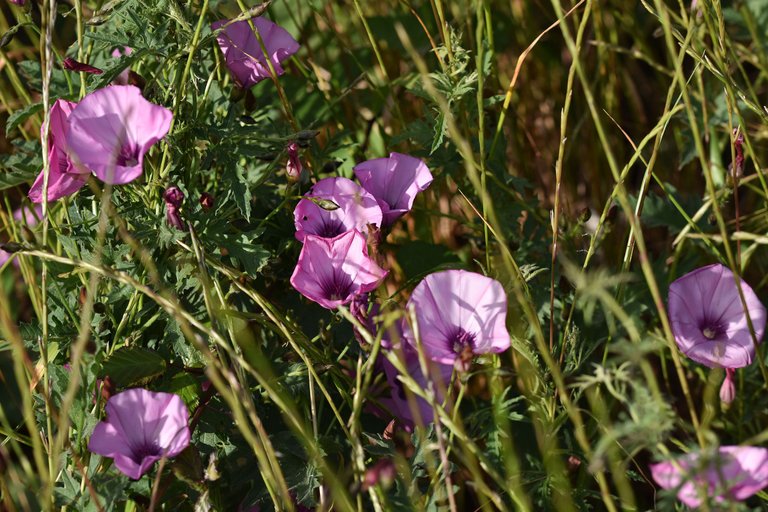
353,152 -> 433,226
380,348 -> 453,428
88,388 -> 190,480
290,230 -> 387,309
651,446 -> 768,507
29,99 -> 90,203
9,0 -> 25,5
66,85 -> 172,185
211,17 -> 300,89
403,270 -> 510,365
293,177 -> 382,242
668,264 -> 766,368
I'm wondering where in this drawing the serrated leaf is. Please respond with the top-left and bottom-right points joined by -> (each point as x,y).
231,166 -> 252,221
166,371 -> 200,409
172,446 -> 205,488
100,347 -> 166,386
6,102 -> 43,136
0,166 -> 39,191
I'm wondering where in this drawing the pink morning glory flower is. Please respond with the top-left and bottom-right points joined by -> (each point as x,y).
28,99 -> 90,203
353,152 -> 433,226
403,270 -> 510,365
650,446 -> 768,508
293,177 -> 383,242
66,85 -> 172,185
668,263 -> 766,368
88,388 -> 191,480
380,348 -> 453,428
290,229 -> 387,309
211,17 -> 300,89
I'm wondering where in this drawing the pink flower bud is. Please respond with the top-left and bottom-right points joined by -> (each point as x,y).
62,57 -> 103,75
286,142 -> 302,181
720,368 -> 736,405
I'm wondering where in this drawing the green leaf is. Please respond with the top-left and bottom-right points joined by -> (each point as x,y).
226,166 -> 252,222
0,166 -> 38,191
6,102 -> 43,137
166,371 -> 200,409
99,347 -> 167,386
223,233 -> 270,276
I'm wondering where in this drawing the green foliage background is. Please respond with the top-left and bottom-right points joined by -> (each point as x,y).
1,0 -> 768,510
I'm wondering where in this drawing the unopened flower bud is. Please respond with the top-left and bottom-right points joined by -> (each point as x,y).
362,458 -> 397,491
286,142 -> 303,182
200,192 -> 215,210
62,57 -> 103,75
720,368 -> 736,405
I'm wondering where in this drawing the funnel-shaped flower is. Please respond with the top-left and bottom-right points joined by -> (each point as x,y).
211,17 -> 300,89
88,388 -> 190,479
293,177 -> 382,242
354,153 -> 433,226
668,263 -> 766,368
29,99 -> 90,203
381,348 -> 453,428
650,446 -> 768,507
403,270 -> 510,364
66,85 -> 172,185
290,230 -> 387,309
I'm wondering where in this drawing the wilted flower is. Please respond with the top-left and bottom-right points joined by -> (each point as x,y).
290,230 -> 387,309
293,177 -> 382,242
650,446 -> 768,507
29,99 -> 90,203
62,57 -> 103,75
403,270 -> 510,365
88,388 -> 190,479
380,348 -> 453,428
66,85 -> 172,185
211,17 -> 300,89
353,152 -> 433,226
668,263 -> 766,368
164,186 -> 185,230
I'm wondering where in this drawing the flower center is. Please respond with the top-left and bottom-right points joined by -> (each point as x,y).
320,271 -> 354,302
116,143 -> 139,167
699,320 -> 725,341
129,442 -> 163,464
449,328 -> 476,354
317,218 -> 345,238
